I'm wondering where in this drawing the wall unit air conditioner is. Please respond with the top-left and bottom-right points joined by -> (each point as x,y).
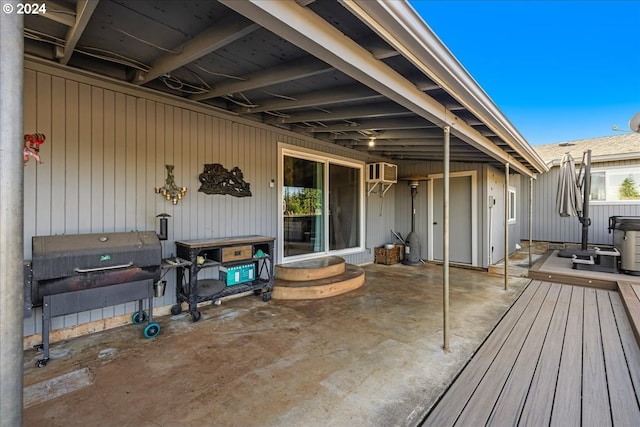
366,162 -> 397,196
366,162 -> 397,183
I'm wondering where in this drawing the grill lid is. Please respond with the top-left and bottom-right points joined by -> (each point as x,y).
32,231 -> 161,281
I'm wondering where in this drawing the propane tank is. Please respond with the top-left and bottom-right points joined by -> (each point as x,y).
403,181 -> 421,265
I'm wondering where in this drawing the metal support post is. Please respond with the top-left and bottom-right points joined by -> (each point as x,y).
443,125 -> 450,352
0,5 -> 25,426
504,163 -> 510,290
529,177 -> 533,267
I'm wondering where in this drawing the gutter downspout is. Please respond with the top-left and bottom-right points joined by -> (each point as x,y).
0,5 -> 25,426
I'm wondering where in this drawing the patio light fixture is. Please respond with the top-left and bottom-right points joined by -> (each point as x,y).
155,164 -> 187,205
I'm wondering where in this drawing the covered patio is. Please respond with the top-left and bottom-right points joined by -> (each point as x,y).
1,1 -> 550,423
23,263 -> 530,426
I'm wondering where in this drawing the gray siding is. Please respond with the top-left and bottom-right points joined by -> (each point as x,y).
392,160 -> 505,268
521,161 -> 640,245
22,61 -> 391,336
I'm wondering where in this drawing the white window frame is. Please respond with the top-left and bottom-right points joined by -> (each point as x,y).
278,143 -> 365,263
588,164 -> 640,205
508,187 -> 516,224
507,186 -> 518,224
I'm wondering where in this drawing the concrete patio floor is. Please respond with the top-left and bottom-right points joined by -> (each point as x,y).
23,262 -> 530,427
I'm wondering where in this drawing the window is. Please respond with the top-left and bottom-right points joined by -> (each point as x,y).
508,187 -> 516,223
589,166 -> 640,202
281,147 -> 363,260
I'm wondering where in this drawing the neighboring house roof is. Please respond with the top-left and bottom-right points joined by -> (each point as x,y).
535,133 -> 640,166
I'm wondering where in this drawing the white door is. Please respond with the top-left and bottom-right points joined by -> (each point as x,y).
488,168 -> 505,265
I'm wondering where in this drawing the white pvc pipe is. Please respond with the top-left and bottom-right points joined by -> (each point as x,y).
0,5 -> 25,426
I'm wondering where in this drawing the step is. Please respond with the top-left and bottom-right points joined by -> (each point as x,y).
272,264 -> 365,300
275,255 -> 345,282
618,280 -> 640,345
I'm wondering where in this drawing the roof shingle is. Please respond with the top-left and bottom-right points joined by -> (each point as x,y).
534,133 -> 640,164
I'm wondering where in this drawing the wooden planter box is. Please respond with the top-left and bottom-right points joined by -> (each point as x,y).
375,246 -> 402,265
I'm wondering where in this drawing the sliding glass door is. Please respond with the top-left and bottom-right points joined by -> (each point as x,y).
281,149 -> 363,261
283,155 -> 324,257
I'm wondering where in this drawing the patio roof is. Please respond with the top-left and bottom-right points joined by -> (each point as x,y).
23,0 -> 548,176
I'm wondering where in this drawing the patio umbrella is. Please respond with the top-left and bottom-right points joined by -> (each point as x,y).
556,153 -> 583,217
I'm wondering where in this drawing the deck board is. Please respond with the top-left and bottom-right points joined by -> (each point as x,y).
609,295 -> 640,410
619,281 -> 640,344
550,286 -> 583,427
422,280 -> 640,427
487,283 -> 562,426
518,284 -> 572,426
422,280 -> 543,426
453,281 -> 551,426
582,288 -> 612,426
597,290 -> 640,425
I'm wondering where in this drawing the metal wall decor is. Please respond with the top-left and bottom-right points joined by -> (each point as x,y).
198,163 -> 252,197
155,165 -> 187,205
24,133 -> 46,165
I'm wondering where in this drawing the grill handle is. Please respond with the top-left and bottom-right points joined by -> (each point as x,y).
74,262 -> 134,273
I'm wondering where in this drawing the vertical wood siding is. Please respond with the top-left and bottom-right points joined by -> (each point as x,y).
393,160 -> 493,266
22,65 -> 386,336
521,164 -> 640,245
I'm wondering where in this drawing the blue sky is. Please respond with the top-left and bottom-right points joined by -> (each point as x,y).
410,1 -> 640,146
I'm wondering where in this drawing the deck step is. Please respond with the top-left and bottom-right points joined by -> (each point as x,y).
618,280 -> 640,345
275,255 -> 345,282
272,264 -> 365,300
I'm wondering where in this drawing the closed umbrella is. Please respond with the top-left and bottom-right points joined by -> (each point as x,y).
556,153 -> 583,217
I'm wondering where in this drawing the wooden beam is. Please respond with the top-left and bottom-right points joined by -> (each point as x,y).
308,117 -> 436,133
59,0 -> 99,65
276,102 -> 410,124
241,86 -> 382,113
220,0 -> 536,177
191,56 -> 333,101
137,18 -> 260,85
39,1 -> 76,27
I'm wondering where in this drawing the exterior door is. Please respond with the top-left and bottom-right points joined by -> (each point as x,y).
431,174 -> 474,264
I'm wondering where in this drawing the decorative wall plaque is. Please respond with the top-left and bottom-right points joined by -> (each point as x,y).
198,163 -> 252,197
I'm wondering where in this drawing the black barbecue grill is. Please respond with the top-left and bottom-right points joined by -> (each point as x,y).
25,231 -> 163,367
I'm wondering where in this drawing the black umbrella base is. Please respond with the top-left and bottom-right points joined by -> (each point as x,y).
557,248 -> 595,258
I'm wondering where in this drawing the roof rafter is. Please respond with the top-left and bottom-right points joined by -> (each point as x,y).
221,0 -> 535,176
331,129 -> 445,140
136,17 -> 260,85
308,117 -> 436,133
240,85 -> 382,114
39,1 -> 76,27
58,0 -> 99,65
191,56 -> 334,101
273,102 -> 411,124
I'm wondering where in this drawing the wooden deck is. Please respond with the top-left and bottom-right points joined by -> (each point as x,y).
422,280 -> 640,426
528,250 -> 640,290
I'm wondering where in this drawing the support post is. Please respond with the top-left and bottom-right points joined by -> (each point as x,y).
443,125 -> 450,352
529,177 -> 533,267
504,163 -> 510,290
581,150 -> 592,251
0,5 -> 25,426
